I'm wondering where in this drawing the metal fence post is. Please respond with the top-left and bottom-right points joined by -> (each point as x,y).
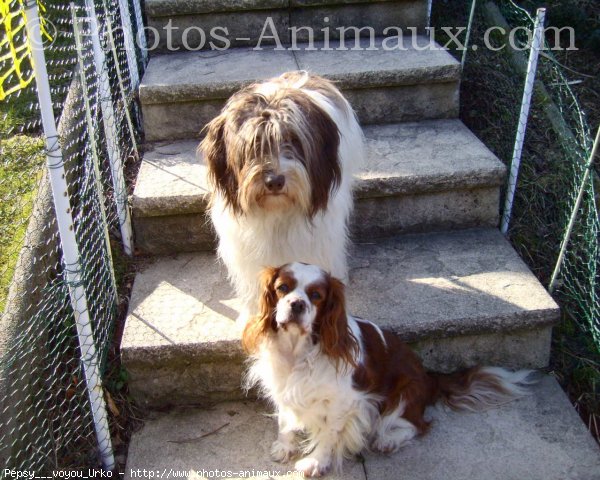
71,3 -> 119,306
83,0 -> 134,256
461,0 -> 478,70
427,0 -> 433,26
130,0 -> 148,66
100,0 -> 139,158
549,125 -> 600,293
117,0 -> 141,89
24,0 -> 115,470
500,8 -> 546,235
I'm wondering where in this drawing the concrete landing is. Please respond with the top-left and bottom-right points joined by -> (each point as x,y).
124,376 -> 600,480
121,229 -> 558,408
139,36 -> 460,140
133,119 -> 505,254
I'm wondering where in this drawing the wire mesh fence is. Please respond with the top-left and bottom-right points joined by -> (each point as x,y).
1,0 -> 144,470
433,0 -> 599,352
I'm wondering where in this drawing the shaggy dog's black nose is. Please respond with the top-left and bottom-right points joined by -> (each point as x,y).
265,173 -> 286,192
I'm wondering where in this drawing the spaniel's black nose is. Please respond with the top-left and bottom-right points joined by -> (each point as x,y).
290,299 -> 306,315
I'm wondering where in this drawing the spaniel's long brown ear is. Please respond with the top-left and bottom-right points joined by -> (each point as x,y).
199,113 -> 240,211
242,266 -> 280,354
317,276 -> 358,370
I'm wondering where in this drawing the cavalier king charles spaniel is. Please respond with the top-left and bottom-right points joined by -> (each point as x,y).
242,262 -> 536,477
199,72 -> 363,324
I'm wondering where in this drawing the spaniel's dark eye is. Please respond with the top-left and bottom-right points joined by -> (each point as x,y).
309,291 -> 322,301
276,284 -> 290,294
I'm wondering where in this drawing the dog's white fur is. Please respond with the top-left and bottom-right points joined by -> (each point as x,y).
243,263 -> 537,477
243,264 -> 377,476
201,72 -> 364,323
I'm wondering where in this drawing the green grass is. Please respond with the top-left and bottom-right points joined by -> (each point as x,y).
0,0 -> 68,313
0,128 -> 45,312
552,312 -> 600,439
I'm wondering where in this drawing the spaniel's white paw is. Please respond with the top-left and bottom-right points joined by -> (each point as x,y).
294,457 -> 330,477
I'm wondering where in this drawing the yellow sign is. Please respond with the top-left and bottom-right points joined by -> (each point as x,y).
0,0 -> 52,101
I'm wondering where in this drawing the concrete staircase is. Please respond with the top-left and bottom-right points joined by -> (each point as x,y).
121,0 -> 600,477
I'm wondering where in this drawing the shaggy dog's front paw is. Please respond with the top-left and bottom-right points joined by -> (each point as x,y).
271,439 -> 298,463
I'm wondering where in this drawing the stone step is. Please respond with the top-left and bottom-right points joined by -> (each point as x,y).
121,228 -> 558,409
145,0 -> 428,52
133,119 -> 505,255
139,36 -> 460,141
124,376 -> 600,480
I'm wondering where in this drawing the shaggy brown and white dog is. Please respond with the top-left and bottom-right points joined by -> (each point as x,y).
243,262 -> 536,477
199,72 -> 363,323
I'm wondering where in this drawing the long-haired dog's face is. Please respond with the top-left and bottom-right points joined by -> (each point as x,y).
243,262 -> 358,369
200,74 -> 342,216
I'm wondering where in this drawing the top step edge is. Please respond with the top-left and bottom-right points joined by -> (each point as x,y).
122,305 -> 560,365
147,0 -> 406,17
139,67 -> 460,106
132,119 -> 507,218
140,36 -> 461,105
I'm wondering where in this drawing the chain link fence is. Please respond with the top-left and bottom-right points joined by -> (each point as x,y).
433,0 -> 599,352
1,0 -> 144,470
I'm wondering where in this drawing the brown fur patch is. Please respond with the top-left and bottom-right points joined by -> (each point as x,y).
313,276 -> 359,371
352,322 -> 436,434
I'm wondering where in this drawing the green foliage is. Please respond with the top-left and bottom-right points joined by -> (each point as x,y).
0,133 -> 45,311
110,239 -> 129,289
585,29 -> 600,52
552,313 -> 600,439
105,365 -> 129,394
518,0 -> 600,49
